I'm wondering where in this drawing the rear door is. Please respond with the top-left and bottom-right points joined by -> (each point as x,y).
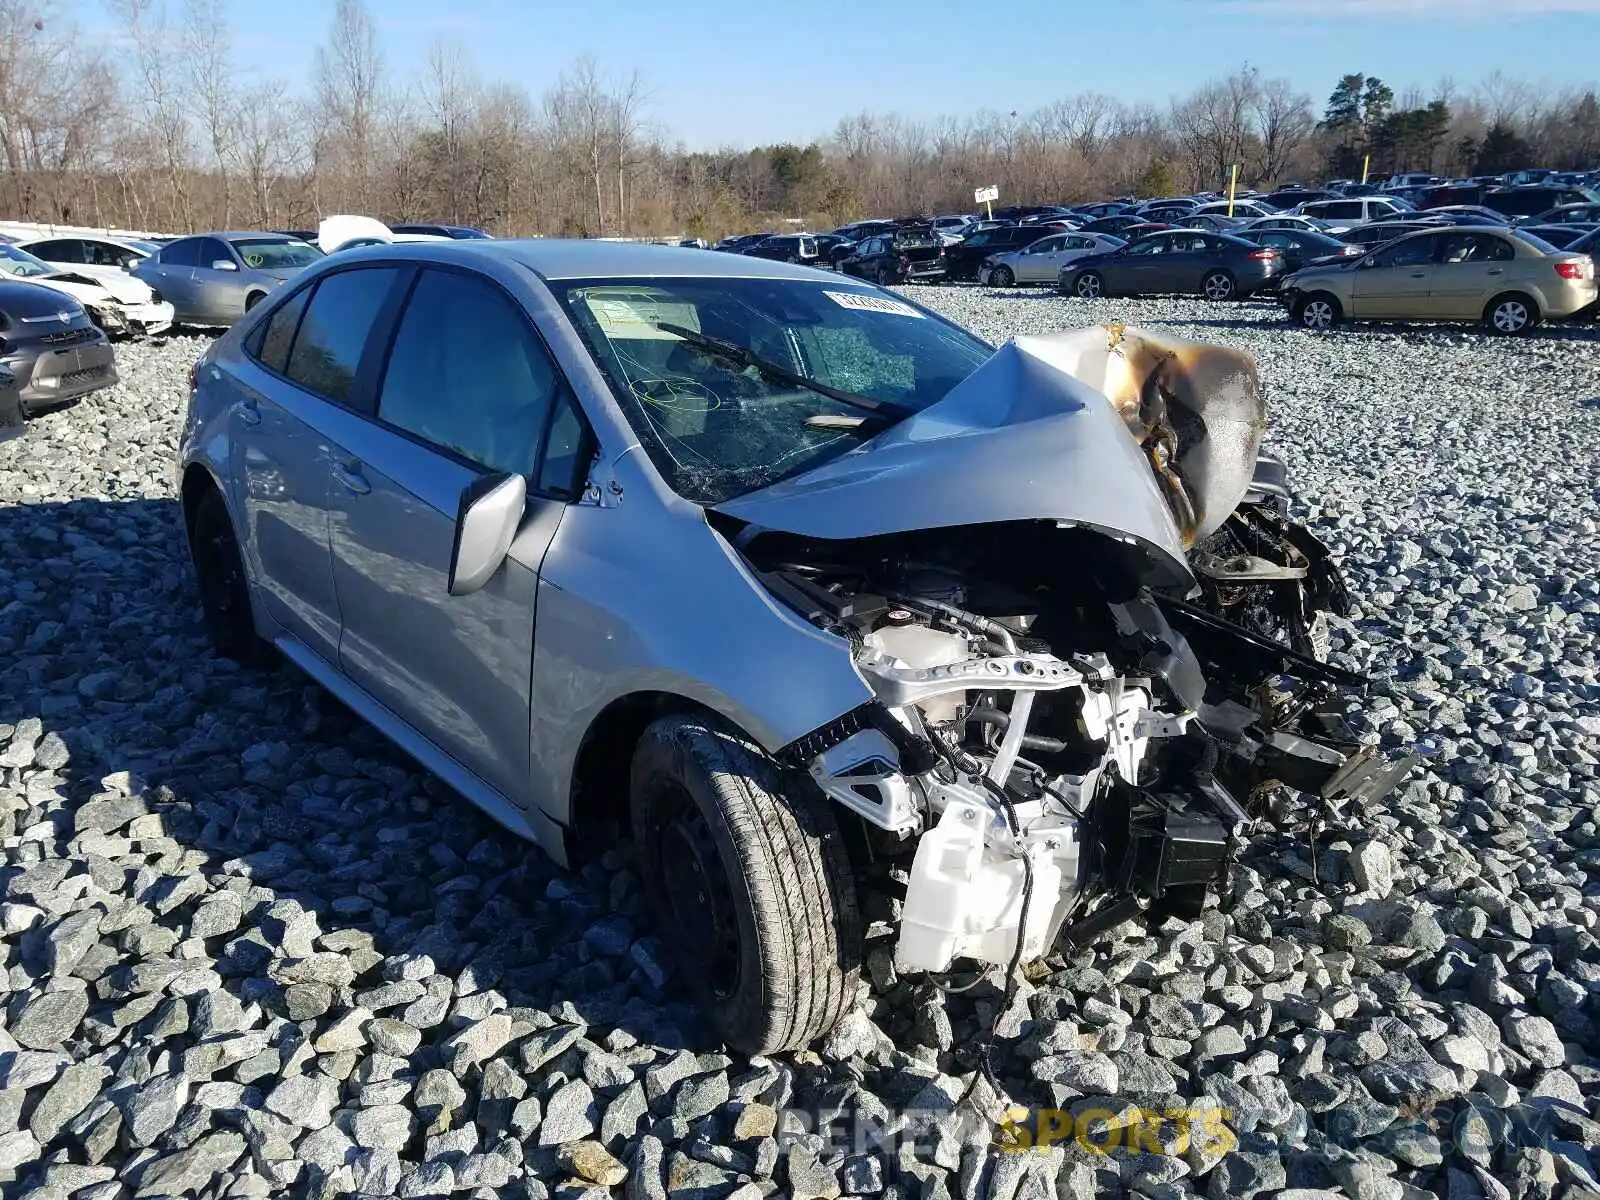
1428,231 -> 1515,318
1351,233 -> 1440,318
229,265 -> 402,661
326,265 -> 580,805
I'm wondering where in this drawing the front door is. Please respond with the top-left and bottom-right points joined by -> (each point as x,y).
1351,233 -> 1440,318
326,266 -> 574,804
229,265 -> 402,662
147,238 -> 204,318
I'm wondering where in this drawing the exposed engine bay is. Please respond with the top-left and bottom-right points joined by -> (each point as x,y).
719,324 -> 1420,979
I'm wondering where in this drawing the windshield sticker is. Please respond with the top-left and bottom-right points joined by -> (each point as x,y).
823,291 -> 926,319
582,291 -> 703,340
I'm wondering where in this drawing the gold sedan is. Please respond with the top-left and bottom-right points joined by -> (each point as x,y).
1280,226 -> 1597,333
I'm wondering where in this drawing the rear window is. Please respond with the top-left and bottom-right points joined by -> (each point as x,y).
1510,229 -> 1561,255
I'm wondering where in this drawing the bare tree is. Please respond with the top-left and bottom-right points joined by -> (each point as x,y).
313,0 -> 383,210
1252,77 -> 1314,185
182,0 -> 238,225
236,79 -> 299,226
109,0 -> 194,229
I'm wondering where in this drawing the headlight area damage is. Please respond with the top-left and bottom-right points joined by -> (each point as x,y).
712,324 -> 1421,985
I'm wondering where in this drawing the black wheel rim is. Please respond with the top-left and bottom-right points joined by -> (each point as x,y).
653,782 -> 741,999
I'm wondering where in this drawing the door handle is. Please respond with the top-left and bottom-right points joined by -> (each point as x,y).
1409,271 -> 1427,277
238,397 -> 261,426
333,460 -> 371,495
1486,268 -> 1504,275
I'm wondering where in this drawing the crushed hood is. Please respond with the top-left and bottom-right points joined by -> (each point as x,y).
712,324 -> 1267,582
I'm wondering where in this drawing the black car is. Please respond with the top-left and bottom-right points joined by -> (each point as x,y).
832,220 -> 898,244
940,224 -> 1054,281
836,226 -> 947,284
714,233 -> 772,253
1517,224 -> 1596,250
1235,227 -> 1362,273
1525,202 -> 1600,226
1058,230 -> 1284,300
1079,213 -> 1161,237
1069,202 -> 1135,219
1482,186 -> 1600,221
809,234 -> 855,265
1336,220 -> 1444,250
742,234 -> 824,266
390,223 -> 492,239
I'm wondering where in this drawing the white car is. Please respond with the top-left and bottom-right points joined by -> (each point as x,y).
979,231 -> 1127,286
0,243 -> 173,337
1292,197 -> 1411,230
1191,199 -> 1278,220
317,214 -> 452,254
1242,214 -> 1338,234
16,234 -> 159,288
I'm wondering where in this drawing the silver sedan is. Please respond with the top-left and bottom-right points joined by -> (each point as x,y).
133,232 -> 324,326
178,240 -> 1400,1055
979,231 -> 1126,285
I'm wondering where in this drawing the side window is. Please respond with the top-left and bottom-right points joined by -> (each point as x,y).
376,269 -> 559,477
30,239 -> 82,262
86,242 -> 133,267
284,268 -> 399,405
1371,236 -> 1437,268
196,237 -> 232,269
252,287 -> 312,374
160,238 -> 202,267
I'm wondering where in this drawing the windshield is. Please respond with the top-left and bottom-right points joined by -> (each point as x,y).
550,276 -> 994,504
227,236 -> 325,270
0,244 -> 58,278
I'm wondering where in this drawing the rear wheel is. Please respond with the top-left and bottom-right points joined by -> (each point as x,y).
1202,270 -> 1237,301
990,264 -> 1015,287
189,489 -> 264,663
875,265 -> 894,286
629,714 -> 861,1055
1295,292 -> 1342,330
1075,271 -> 1105,299
1484,292 -> 1537,334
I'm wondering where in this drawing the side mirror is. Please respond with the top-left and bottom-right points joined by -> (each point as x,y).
212,260 -> 238,271
447,472 -> 526,596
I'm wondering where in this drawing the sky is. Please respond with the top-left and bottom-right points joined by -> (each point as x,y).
145,0 -> 1600,149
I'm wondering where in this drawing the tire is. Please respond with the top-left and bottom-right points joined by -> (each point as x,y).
188,488 -> 263,663
1075,271 -> 1105,299
244,291 -> 265,313
1294,292 -> 1342,330
1202,270 -> 1236,301
990,264 -> 1015,287
629,713 -> 862,1055
1484,292 -> 1538,334
875,266 -> 894,286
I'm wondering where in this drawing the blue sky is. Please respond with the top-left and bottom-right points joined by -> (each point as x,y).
193,0 -> 1600,148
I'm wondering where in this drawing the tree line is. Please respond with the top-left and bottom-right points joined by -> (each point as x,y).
2,0 -> 1597,241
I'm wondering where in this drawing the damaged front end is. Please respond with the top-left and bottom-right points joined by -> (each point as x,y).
716,324 -> 1419,978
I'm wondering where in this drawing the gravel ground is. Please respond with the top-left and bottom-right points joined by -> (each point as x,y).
1,297 -> 1598,1200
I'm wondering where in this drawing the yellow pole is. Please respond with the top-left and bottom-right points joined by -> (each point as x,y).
1227,164 -> 1239,216
1361,154 -> 1370,184
986,198 -> 993,220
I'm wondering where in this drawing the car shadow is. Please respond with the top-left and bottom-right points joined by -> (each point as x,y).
0,497 -> 716,1072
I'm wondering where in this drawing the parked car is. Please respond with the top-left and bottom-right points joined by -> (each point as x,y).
1525,203 -> 1600,226
1079,214 -> 1166,237
177,239 -> 1386,1055
714,233 -> 771,253
1294,197 -> 1411,228
811,234 -> 854,265
1382,173 -> 1444,191
1058,230 -> 1284,300
940,224 -> 1054,282
743,234 -> 824,267
0,280 -> 118,413
1068,202 -> 1135,219
16,234 -> 160,285
1482,186 -> 1600,221
979,232 -> 1125,286
1242,214 -> 1336,234
1191,199 -> 1276,220
1336,220 -> 1444,251
1235,227 -> 1363,274
133,232 -> 325,326
1416,183 -> 1493,210
390,223 -> 492,239
0,243 -> 174,337
1517,224 -> 1596,249
1421,206 -> 1510,225
1263,188 -> 1336,209
1281,226 -> 1597,333
1184,214 -> 1249,234
837,227 -> 946,283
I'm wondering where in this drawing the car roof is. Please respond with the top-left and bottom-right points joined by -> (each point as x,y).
314,237 -> 849,281
173,231 -> 311,241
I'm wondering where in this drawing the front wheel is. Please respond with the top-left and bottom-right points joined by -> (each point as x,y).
629,714 -> 862,1055
1294,292 -> 1342,330
1202,270 -> 1236,301
1484,292 -> 1538,334
1075,271 -> 1105,299
875,266 -> 894,286
989,265 -> 1015,287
